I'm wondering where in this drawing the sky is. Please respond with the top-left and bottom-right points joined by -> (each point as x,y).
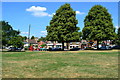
2,2 -> 118,38
1,0 -> 120,2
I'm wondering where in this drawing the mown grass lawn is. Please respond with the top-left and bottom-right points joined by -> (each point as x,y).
2,50 -> 119,78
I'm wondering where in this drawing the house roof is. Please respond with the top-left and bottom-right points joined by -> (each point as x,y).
23,39 -> 37,44
28,39 -> 37,44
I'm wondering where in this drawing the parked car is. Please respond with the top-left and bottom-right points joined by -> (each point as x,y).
40,48 -> 47,51
100,46 -> 112,50
9,47 -> 22,51
112,45 -> 120,49
70,47 -> 81,51
84,47 -> 94,50
48,47 -> 61,51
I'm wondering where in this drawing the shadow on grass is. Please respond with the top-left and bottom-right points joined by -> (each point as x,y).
2,51 -> 26,52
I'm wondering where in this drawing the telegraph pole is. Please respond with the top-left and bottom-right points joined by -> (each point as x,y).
28,24 -> 31,39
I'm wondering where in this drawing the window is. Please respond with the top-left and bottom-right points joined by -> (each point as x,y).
70,42 -> 72,44
76,42 -> 79,44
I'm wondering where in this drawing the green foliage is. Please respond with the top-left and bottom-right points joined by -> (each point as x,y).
1,21 -> 23,47
46,3 -> 81,42
8,36 -> 24,48
31,36 -> 35,39
115,27 -> 120,45
118,27 -> 120,39
35,45 -> 38,48
24,46 -> 29,50
41,44 -> 46,48
82,5 -> 116,41
23,36 -> 27,40
38,37 -> 46,42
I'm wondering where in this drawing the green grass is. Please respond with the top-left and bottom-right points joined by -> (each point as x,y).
2,50 -> 119,78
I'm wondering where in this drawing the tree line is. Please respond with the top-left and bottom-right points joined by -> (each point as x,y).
46,3 -> 120,50
1,3 -> 120,50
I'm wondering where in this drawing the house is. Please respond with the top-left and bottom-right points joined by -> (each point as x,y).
46,41 -> 84,49
46,41 -> 62,49
23,39 -> 38,47
46,40 -> 100,50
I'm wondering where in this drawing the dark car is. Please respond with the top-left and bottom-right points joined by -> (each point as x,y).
100,46 -> 112,50
70,47 -> 80,51
112,45 -> 120,49
85,47 -> 94,50
49,47 -> 61,51
9,47 -> 22,51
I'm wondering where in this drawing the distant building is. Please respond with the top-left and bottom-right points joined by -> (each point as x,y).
23,39 -> 38,47
46,41 -> 62,49
46,41 -> 84,49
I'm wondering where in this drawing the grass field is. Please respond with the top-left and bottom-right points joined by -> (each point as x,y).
2,50 -> 119,78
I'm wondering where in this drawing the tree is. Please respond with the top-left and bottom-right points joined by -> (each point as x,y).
23,36 -> 27,40
41,44 -> 46,48
31,36 -> 35,39
46,3 -> 81,50
8,36 -> 24,48
82,5 -> 116,49
37,37 -> 46,42
115,27 -> 120,45
1,21 -> 20,47
118,27 -> 120,39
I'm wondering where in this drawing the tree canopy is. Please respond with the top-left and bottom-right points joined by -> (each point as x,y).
31,36 -> 35,39
8,36 -> 24,48
38,37 -> 46,42
82,5 -> 116,49
46,3 -> 81,50
23,36 -> 27,40
1,21 -> 23,48
115,27 -> 120,45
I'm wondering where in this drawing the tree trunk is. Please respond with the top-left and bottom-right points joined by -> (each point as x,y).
53,41 -> 55,48
106,40 -> 107,47
66,42 -> 70,50
62,42 -> 64,51
97,40 -> 99,50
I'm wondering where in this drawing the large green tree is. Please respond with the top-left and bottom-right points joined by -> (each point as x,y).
115,27 -> 120,45
82,5 -> 116,49
46,3 -> 81,50
1,21 -> 23,47
8,36 -> 24,48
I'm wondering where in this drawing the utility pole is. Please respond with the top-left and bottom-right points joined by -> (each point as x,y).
28,24 -> 31,39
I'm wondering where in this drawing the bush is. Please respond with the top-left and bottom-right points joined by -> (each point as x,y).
24,46 -> 29,50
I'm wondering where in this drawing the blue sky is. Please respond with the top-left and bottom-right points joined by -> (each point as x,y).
2,2 -> 118,38
2,0 -> 120,2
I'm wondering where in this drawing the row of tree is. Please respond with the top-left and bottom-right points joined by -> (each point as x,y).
1,4 -> 119,50
1,20 -> 47,48
46,3 -> 120,50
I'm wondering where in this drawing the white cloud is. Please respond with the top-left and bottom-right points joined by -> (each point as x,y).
26,6 -> 54,17
32,12 -> 49,17
21,32 -> 29,34
115,26 -> 119,29
26,6 -> 46,12
40,31 -> 47,36
76,11 -> 85,15
48,13 -> 56,17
